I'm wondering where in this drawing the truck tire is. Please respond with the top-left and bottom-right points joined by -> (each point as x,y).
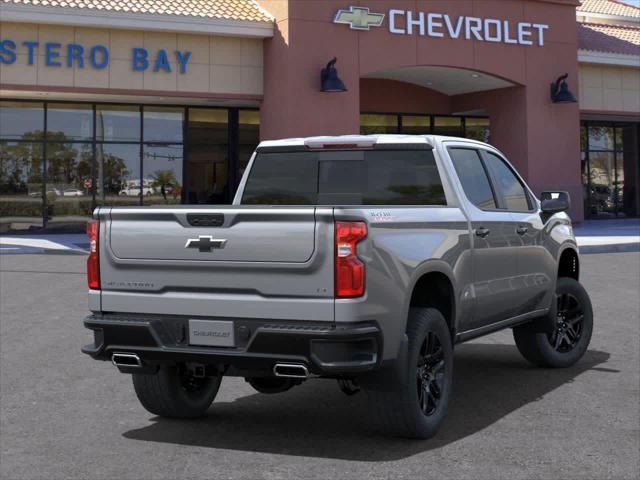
514,277 -> 593,368
367,308 -> 453,439
132,365 -> 222,418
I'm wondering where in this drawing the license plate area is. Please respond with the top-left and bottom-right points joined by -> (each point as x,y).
188,320 -> 235,347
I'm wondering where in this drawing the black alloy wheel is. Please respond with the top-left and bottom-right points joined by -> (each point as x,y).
513,277 -> 594,368
417,331 -> 446,416
549,292 -> 585,353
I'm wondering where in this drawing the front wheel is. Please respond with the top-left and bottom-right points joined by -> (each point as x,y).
514,277 -> 593,368
366,308 -> 453,439
132,365 -> 222,418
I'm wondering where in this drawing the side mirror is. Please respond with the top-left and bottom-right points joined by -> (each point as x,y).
541,191 -> 571,215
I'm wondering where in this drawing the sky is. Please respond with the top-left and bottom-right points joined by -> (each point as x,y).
617,0 -> 640,7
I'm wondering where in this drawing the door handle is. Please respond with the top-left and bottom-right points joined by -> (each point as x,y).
516,226 -> 529,236
475,227 -> 491,238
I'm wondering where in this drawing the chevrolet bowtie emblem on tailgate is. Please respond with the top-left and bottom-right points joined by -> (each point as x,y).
334,6 -> 385,31
185,236 -> 227,253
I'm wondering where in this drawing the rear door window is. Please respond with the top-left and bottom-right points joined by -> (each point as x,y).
448,148 -> 497,210
242,150 -> 447,205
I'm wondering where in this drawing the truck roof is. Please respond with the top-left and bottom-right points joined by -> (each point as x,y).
257,134 -> 489,150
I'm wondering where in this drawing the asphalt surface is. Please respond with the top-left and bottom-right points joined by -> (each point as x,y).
1,253 -> 638,480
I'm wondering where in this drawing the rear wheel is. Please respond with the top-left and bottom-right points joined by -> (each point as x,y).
514,277 -> 593,368
366,308 -> 453,439
132,364 -> 222,418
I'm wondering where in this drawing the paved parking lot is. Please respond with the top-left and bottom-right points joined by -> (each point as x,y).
1,252 -> 638,480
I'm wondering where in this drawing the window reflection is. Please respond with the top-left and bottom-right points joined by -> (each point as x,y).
97,105 -> 140,142
143,107 -> 183,143
588,151 -> 616,217
434,116 -> 463,136
0,141 -> 44,228
186,108 -> 228,204
96,143 -> 141,206
0,101 -> 265,229
582,122 -> 639,218
401,115 -> 430,135
0,101 -> 44,140
360,114 -> 398,135
47,103 -> 93,141
465,118 -> 491,143
143,144 -> 183,204
588,126 -> 614,150
46,143 -> 94,226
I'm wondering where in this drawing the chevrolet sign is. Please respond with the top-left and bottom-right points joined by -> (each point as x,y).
333,6 -> 549,47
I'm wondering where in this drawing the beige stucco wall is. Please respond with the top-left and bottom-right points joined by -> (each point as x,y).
579,63 -> 640,113
0,22 -> 263,96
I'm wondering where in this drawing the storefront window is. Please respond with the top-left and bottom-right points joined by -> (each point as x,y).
0,141 -> 44,229
582,121 -> 639,218
47,103 -> 93,141
186,108 -> 229,204
1,100 -> 260,229
46,143 -> 93,226
433,116 -> 463,136
361,113 -> 490,141
96,143 -> 141,206
588,126 -> 615,151
185,108 -> 229,204
96,105 -> 140,142
401,115 -> 430,135
143,144 -> 183,204
465,118 -> 491,143
360,114 -> 399,135
143,107 -> 183,143
0,101 -> 44,140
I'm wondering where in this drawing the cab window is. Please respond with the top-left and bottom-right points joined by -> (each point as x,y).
448,148 -> 497,210
482,152 -> 531,211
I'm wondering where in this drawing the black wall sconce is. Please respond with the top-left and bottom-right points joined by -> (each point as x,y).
321,57 -> 348,92
550,73 -> 577,104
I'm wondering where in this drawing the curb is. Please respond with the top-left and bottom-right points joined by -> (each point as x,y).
579,243 -> 640,254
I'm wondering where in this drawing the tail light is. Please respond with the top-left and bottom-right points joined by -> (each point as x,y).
335,222 -> 367,298
87,219 -> 100,290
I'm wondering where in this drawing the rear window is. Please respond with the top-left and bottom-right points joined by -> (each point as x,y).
241,150 -> 447,206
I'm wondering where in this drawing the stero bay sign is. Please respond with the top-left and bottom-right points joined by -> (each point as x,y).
334,6 -> 550,46
0,40 -> 192,73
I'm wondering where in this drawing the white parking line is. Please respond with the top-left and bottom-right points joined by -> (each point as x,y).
0,238 -> 70,250
576,236 -> 640,246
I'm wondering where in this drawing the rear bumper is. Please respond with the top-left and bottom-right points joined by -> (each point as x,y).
81,313 -> 382,377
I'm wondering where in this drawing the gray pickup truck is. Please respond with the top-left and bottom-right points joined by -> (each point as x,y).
82,135 -> 593,439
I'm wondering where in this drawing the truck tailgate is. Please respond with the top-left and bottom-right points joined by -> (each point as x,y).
98,207 -> 335,321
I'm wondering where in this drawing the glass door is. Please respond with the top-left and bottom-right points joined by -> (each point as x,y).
582,122 -> 639,218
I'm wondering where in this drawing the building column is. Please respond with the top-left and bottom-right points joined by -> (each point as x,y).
259,1 -> 360,140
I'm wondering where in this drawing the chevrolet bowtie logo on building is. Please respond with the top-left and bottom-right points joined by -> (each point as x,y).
334,6 -> 385,31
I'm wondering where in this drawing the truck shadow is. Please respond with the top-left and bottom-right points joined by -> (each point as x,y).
123,344 -> 611,461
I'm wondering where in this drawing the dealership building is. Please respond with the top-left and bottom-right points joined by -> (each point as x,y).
0,0 -> 638,231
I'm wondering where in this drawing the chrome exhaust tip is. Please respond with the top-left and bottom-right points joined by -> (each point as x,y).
273,363 -> 309,379
112,352 -> 142,368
